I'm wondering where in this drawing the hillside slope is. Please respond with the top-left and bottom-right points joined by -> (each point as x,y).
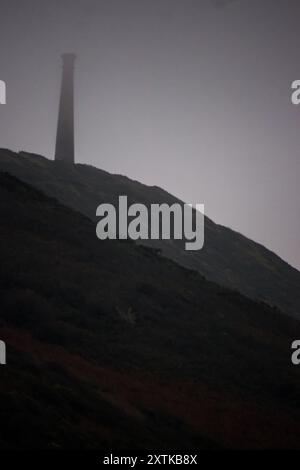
0,172 -> 300,449
0,148 -> 299,318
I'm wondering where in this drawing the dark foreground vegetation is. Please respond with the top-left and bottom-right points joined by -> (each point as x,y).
0,171 -> 299,449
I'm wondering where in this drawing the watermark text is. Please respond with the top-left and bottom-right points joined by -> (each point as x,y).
96,196 -> 204,251
0,340 -> 6,365
292,340 -> 300,365
0,80 -> 6,104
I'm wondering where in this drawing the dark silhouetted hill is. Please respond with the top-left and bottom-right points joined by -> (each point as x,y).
0,171 -> 300,449
0,148 -> 299,318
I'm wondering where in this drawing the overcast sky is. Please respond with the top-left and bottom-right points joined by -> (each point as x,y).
0,0 -> 299,269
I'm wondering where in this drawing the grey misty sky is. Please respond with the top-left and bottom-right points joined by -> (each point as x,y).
0,0 -> 299,269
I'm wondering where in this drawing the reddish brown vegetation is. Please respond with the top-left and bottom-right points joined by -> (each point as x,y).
2,326 -> 299,449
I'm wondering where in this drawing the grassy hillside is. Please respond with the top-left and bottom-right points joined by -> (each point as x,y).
0,171 -> 300,449
0,148 -> 299,318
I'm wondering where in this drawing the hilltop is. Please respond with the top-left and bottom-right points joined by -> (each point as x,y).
0,148 -> 299,317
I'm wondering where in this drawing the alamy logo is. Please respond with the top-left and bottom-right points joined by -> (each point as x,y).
96,196 -> 204,251
291,340 -> 300,365
0,341 -> 6,365
0,80 -> 6,104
